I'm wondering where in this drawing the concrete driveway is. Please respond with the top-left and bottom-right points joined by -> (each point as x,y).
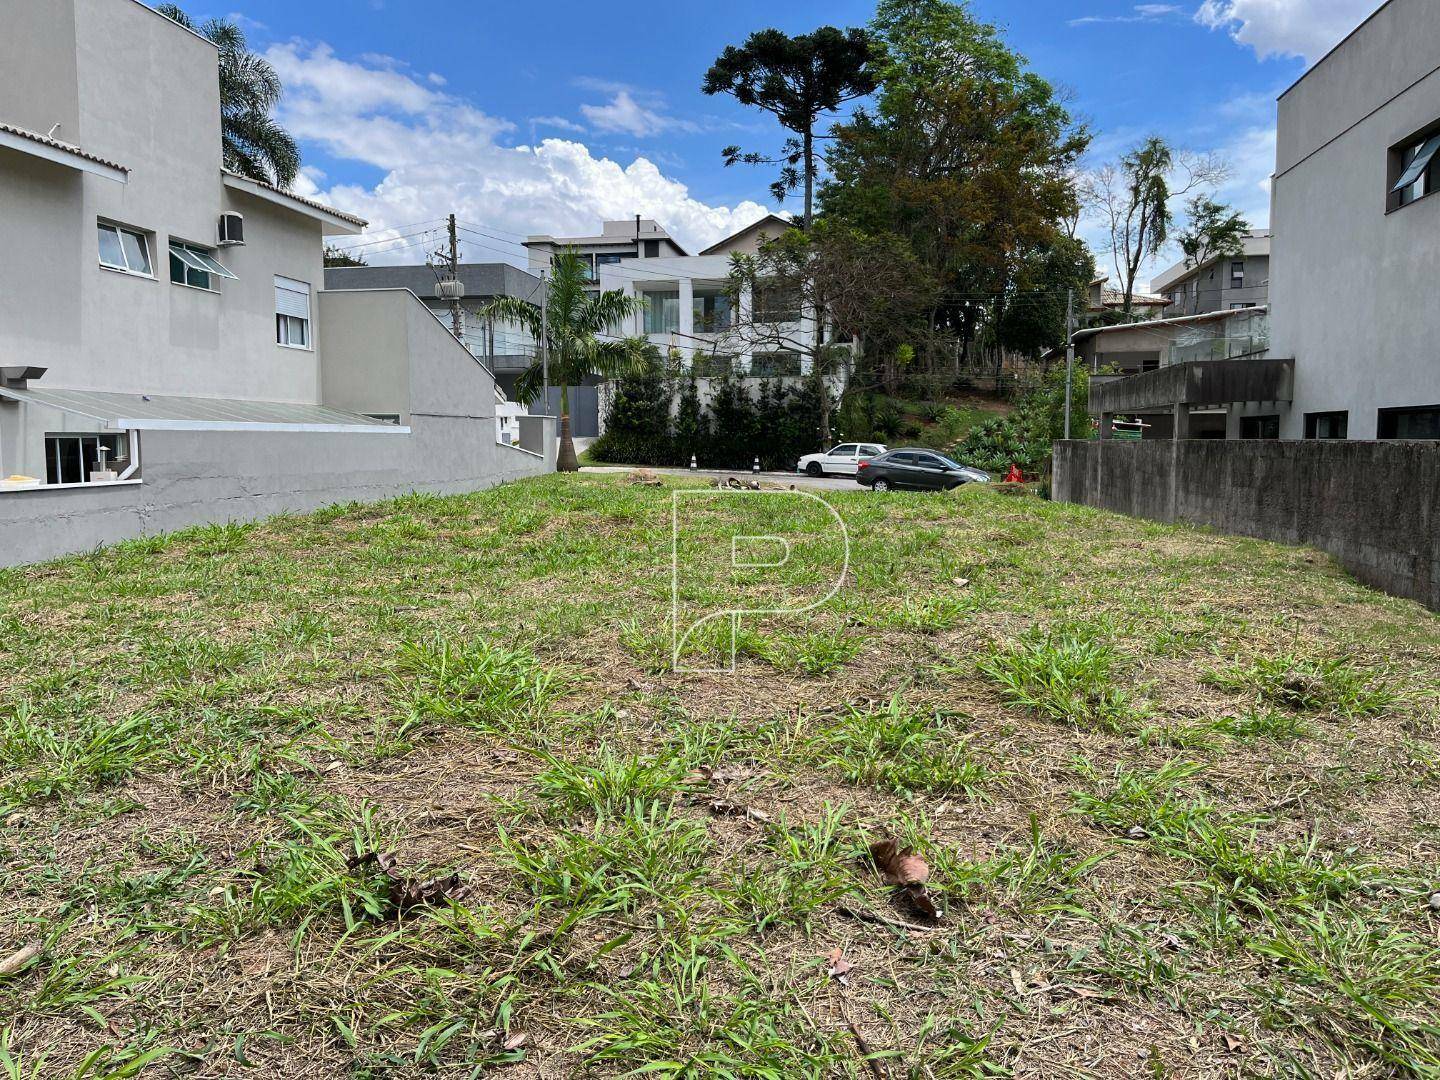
578,465 -> 861,492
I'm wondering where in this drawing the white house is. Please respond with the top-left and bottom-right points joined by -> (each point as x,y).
0,0 -> 552,565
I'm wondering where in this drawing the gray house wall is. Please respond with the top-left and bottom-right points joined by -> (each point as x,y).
1270,0 -> 1440,439
0,289 -> 553,567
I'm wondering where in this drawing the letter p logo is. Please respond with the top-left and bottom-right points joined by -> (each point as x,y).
671,488 -> 849,673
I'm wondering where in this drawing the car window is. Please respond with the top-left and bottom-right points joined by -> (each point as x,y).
859,445 -> 883,457
913,453 -> 944,468
887,452 -> 917,464
830,444 -> 858,456
934,454 -> 963,470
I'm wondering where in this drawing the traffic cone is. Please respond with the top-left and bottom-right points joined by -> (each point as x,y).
690,454 -> 697,471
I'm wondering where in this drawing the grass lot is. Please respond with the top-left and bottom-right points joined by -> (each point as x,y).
1,475 -> 1439,1078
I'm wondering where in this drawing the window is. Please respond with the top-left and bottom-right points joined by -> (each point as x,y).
1304,411 -> 1349,440
1240,415 -> 1280,440
754,284 -> 801,323
749,351 -> 801,377
859,444 -> 883,457
1390,129 -> 1440,209
97,222 -> 152,277
45,433 -> 125,486
693,292 -> 732,332
643,239 -> 660,258
170,242 -> 235,290
1377,404 -> 1440,439
643,290 -> 680,334
595,253 -> 630,275
275,276 -> 312,348
692,353 -> 736,378
1230,261 -> 1245,287
829,444 -> 858,458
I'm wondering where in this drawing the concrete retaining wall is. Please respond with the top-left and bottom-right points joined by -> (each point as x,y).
1053,440 -> 1440,612
0,417 -> 554,567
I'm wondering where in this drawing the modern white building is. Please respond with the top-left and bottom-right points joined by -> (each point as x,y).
1267,0 -> 1440,441
593,214 -> 827,379
0,0 -> 552,565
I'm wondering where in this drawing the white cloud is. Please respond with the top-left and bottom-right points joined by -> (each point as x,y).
1069,4 -> 1183,27
1195,0 -> 1379,62
265,42 -> 770,260
530,115 -> 587,134
579,88 -> 699,138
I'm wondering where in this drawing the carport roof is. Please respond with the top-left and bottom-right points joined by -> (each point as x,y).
0,386 -> 408,434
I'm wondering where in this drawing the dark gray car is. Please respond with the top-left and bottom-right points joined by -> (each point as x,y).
855,449 -> 991,492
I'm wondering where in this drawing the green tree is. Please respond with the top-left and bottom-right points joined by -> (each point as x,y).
702,27 -> 881,229
480,252 -> 654,471
1177,196 -> 1250,313
997,235 -> 1095,363
156,5 -> 301,187
593,360 -> 672,466
323,244 -> 367,268
672,373 -> 709,465
1082,138 -> 1227,317
821,0 -> 1090,378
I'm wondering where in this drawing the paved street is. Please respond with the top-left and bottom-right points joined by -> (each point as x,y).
578,465 -> 861,492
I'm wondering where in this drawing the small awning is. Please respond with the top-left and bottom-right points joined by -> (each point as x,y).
0,386 -> 408,434
0,121 -> 128,183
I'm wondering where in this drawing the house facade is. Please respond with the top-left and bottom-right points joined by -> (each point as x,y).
1151,232 -> 1270,318
1268,0 -> 1440,441
524,218 -> 687,288
324,262 -> 544,440
0,0 -> 551,565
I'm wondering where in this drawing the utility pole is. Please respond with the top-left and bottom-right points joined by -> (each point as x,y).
1063,287 -> 1076,440
447,214 -> 462,340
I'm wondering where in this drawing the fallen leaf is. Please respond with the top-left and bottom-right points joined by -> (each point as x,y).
0,942 -> 41,978
952,577 -> 971,588
869,838 -> 929,887
347,852 -> 475,916
869,836 -> 940,922
708,800 -> 771,824
1222,1033 -> 1244,1053
824,947 -> 854,985
502,1033 -> 528,1052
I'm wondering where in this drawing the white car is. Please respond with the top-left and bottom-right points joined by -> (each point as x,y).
796,442 -> 887,477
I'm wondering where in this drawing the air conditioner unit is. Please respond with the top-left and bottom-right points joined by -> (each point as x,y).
217,212 -> 245,246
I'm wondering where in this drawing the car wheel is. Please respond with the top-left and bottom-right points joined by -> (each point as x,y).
872,478 -> 891,492
805,461 -> 824,477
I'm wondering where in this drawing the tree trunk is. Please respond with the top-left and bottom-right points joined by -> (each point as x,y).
802,128 -> 814,231
556,382 -> 579,472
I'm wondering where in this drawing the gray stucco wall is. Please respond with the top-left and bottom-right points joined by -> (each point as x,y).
1053,438 -> 1440,612
1271,0 -> 1440,439
0,420 -> 553,567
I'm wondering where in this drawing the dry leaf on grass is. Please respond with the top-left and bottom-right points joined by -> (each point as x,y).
824,947 -> 854,985
347,852 -> 475,916
707,800 -> 771,824
869,836 -> 940,922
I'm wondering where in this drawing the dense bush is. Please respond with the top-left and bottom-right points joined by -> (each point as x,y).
954,366 -> 1090,474
590,367 -> 829,471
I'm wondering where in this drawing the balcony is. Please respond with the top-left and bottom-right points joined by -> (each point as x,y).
1089,357 -> 1294,416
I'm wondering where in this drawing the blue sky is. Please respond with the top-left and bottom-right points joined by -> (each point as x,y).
203,0 -> 1381,283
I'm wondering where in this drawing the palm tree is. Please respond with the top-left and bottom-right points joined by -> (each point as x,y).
482,252 -> 654,471
156,5 -> 301,188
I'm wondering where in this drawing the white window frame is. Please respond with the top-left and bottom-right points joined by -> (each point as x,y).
275,276 -> 313,351
169,241 -> 235,292
97,222 -> 154,278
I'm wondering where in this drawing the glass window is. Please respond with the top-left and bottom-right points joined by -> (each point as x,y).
1393,132 -> 1440,207
44,433 -> 125,485
643,239 -> 660,258
749,352 -> 801,377
859,445 -> 883,457
1377,405 -> 1440,439
754,284 -> 801,323
1304,411 -> 1349,440
275,276 -> 311,348
169,243 -> 233,289
643,291 -> 680,334
830,444 -> 858,457
1240,415 -> 1281,439
693,292 -> 732,332
98,223 -> 152,276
